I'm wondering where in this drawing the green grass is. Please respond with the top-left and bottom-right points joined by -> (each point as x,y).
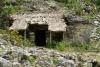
49,40 -> 100,52
55,41 -> 71,51
82,14 -> 96,21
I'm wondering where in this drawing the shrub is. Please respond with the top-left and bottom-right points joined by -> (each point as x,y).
55,41 -> 66,51
0,29 -> 33,47
0,0 -> 14,29
66,0 -> 84,15
55,40 -> 93,52
55,40 -> 71,51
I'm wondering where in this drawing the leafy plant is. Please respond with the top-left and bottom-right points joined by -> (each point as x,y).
55,42 -> 66,51
55,40 -> 71,51
0,29 -> 33,47
65,0 -> 84,15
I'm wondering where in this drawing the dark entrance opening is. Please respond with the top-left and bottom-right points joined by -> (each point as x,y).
28,24 -> 48,46
35,30 -> 46,46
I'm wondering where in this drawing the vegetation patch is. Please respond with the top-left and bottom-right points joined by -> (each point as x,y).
0,29 -> 33,47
